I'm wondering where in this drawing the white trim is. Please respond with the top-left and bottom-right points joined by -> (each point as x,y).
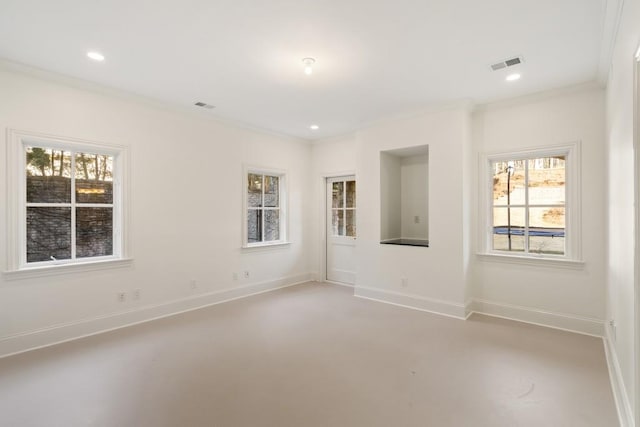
5,129 -> 130,273
604,325 -> 635,427
324,280 -> 355,288
633,39 -> 640,427
0,273 -> 313,359
320,171 -> 356,283
3,258 -> 133,280
597,0 -> 626,84
0,59 -> 311,144
325,268 -> 356,285
478,142 -> 581,262
242,165 -> 288,248
474,81 -> 603,113
241,241 -> 291,250
469,298 -> 604,337
354,286 -> 467,320
475,253 -> 584,269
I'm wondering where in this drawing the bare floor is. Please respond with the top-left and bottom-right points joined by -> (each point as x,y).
0,283 -> 618,427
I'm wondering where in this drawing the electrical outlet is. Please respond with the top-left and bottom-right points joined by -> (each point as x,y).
244,271 -> 250,279
414,215 -> 420,224
233,272 -> 238,281
117,292 -> 126,302
190,279 -> 197,290
401,277 -> 409,287
133,289 -> 141,300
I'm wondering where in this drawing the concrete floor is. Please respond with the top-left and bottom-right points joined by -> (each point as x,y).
0,282 -> 618,426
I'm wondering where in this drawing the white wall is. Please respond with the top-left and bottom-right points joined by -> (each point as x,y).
0,67 -> 313,356
380,152 -> 402,240
605,0 -> 640,422
471,87 -> 607,332
353,108 -> 472,318
309,134 -> 357,280
400,154 -> 429,240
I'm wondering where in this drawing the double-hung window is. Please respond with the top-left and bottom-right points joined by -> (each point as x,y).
482,143 -> 580,261
244,168 -> 287,247
6,130 -> 128,273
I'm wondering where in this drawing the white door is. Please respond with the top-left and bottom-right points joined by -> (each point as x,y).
326,176 -> 356,284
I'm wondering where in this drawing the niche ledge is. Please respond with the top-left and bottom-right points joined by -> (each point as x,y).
380,238 -> 429,247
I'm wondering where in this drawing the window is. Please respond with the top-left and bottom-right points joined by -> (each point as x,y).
482,143 -> 581,261
244,168 -> 287,247
6,130 -> 128,273
330,178 -> 356,237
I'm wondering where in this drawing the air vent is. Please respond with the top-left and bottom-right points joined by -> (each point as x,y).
490,56 -> 524,71
194,101 -> 215,109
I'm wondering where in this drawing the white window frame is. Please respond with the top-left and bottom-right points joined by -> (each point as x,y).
4,129 -> 131,278
327,176 -> 357,239
478,142 -> 582,266
242,165 -> 289,248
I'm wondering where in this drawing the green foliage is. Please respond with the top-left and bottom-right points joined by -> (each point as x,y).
26,147 -> 50,176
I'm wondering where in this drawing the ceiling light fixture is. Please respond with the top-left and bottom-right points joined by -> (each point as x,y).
302,57 -> 315,75
506,73 -> 521,82
310,124 -> 319,130
87,51 -> 105,62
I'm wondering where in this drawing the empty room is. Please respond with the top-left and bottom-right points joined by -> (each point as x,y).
0,0 -> 639,426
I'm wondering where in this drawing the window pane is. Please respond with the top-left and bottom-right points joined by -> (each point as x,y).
247,174 -> 263,208
492,207 -> 525,252
332,182 -> 344,208
26,147 -> 71,203
528,207 -> 565,255
264,210 -> 280,241
332,209 -> 344,236
247,209 -> 261,243
75,153 -> 114,204
528,156 -> 565,205
346,209 -> 356,237
76,208 -> 113,258
492,160 -> 525,206
493,233 -> 525,252
26,207 -> 71,262
346,180 -> 356,208
264,175 -> 279,207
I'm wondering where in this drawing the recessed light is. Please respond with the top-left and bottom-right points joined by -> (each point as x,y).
87,51 -> 105,62
506,73 -> 521,82
310,124 -> 319,130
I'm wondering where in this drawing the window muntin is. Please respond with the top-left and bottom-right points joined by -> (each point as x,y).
490,155 -> 566,256
24,145 -> 117,265
331,179 -> 356,237
246,171 -> 286,246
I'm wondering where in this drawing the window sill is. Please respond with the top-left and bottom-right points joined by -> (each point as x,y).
476,253 -> 584,270
242,241 -> 291,250
2,258 -> 134,281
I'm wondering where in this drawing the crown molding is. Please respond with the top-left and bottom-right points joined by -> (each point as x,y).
0,58 -> 310,144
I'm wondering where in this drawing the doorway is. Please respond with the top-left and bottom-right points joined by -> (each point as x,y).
326,176 -> 356,285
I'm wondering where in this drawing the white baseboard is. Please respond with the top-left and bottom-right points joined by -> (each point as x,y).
470,298 -> 605,337
326,269 -> 356,285
325,280 -> 355,288
604,326 -> 635,427
0,273 -> 312,359
354,286 -> 467,319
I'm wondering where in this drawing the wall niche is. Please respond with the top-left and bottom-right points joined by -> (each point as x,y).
380,145 -> 429,247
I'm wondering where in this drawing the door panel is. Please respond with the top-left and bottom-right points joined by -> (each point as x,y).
326,176 -> 356,284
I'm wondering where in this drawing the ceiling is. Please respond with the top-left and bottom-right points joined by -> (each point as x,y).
0,0 -> 610,140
